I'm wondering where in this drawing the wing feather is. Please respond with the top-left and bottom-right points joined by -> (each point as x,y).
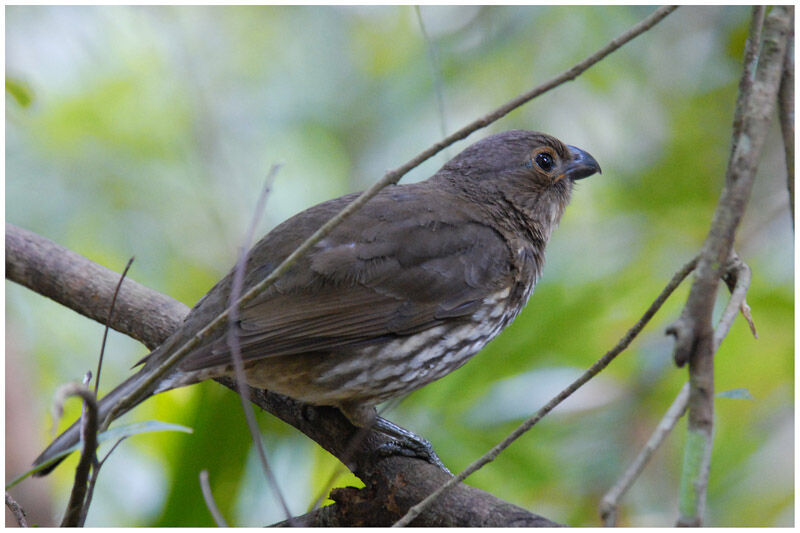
178,190 -> 512,372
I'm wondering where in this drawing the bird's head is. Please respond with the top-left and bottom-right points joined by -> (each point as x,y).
437,130 -> 601,239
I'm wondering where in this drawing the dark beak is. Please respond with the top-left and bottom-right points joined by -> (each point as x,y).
565,145 -> 601,181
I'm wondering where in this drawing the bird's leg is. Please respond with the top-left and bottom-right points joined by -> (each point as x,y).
373,416 -> 451,474
337,402 -> 451,474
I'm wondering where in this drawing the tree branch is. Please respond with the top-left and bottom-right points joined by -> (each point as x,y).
668,6 -> 790,526
272,477 -> 560,527
6,223 -> 189,350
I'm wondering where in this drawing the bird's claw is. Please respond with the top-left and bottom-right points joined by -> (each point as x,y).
376,438 -> 451,474
372,416 -> 451,474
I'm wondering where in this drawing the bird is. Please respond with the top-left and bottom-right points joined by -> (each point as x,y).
33,129 -> 600,474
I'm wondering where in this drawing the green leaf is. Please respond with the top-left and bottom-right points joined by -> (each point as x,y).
717,388 -> 755,400
5,420 -> 193,490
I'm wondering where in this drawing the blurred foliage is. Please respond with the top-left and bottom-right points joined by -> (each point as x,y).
5,5 -> 792,527
5,77 -> 33,108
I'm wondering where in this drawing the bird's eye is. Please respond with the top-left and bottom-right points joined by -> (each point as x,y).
535,152 -> 554,172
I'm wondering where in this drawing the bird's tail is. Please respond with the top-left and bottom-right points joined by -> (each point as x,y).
32,367 -> 159,476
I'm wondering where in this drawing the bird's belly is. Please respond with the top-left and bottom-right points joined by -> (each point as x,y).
244,294 -> 525,407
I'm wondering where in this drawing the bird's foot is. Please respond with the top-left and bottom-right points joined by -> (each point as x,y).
373,417 -> 451,474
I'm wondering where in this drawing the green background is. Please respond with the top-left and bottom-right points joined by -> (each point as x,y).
5,5 -> 793,527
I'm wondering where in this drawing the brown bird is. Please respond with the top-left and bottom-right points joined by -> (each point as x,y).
33,130 -> 600,473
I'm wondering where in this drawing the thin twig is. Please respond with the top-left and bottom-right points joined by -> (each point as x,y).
98,437 -> 127,467
671,7 -> 790,526
415,6 -> 449,143
600,382 -> 690,526
5,492 -> 29,527
95,256 -> 134,396
715,252 -> 755,351
393,255 -> 698,527
80,438 -> 128,526
777,7 -> 794,224
57,384 -> 99,527
101,5 -> 679,432
199,470 -> 228,527
225,164 -> 293,521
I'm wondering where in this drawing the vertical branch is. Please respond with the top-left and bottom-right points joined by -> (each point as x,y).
777,7 -> 794,224
669,6 -> 790,527
731,7 -> 766,147
58,385 -> 99,527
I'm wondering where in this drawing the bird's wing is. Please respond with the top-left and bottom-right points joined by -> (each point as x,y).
179,194 -> 512,371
